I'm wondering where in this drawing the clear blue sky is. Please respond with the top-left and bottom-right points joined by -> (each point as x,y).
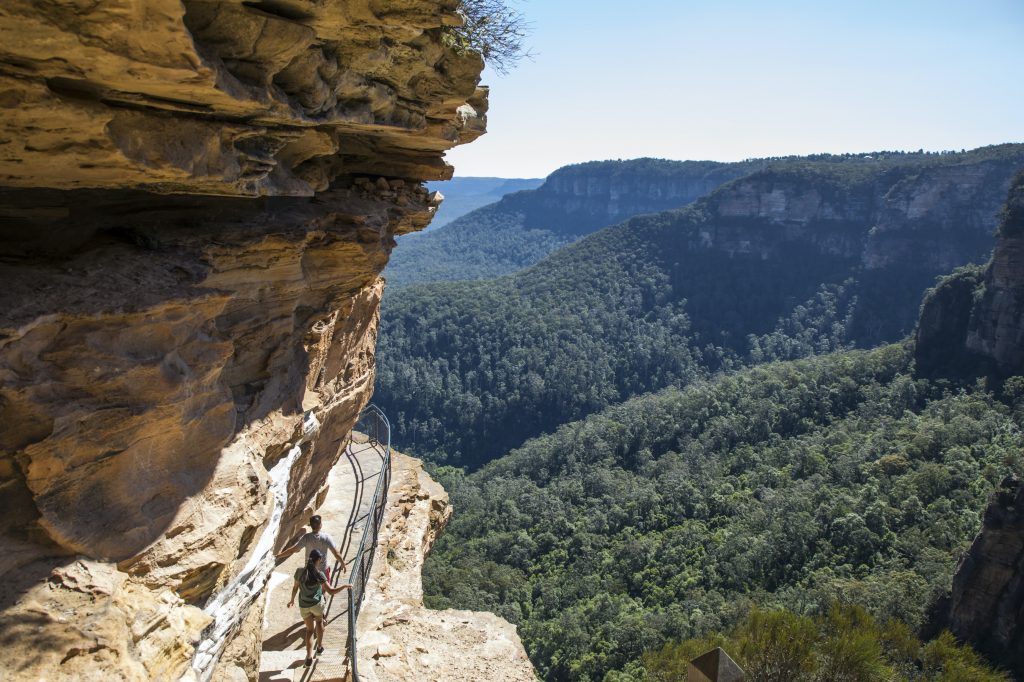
444,0 -> 1024,178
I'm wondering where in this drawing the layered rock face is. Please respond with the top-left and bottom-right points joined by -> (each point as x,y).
965,174 -> 1024,373
943,476 -> 1024,678
0,0 -> 486,194
683,151 -> 1024,346
0,2 -> 485,679
523,158 -> 761,236
916,172 -> 1024,378
700,153 -> 1024,272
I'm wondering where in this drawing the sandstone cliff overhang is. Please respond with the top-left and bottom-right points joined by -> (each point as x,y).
0,0 -> 488,196
0,2 -> 488,679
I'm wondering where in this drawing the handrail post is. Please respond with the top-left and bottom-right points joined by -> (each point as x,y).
344,403 -> 391,681
348,586 -> 358,681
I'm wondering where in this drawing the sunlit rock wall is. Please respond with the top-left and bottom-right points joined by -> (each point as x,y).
0,1 -> 486,679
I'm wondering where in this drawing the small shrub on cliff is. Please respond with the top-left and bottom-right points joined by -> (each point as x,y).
443,0 -> 531,74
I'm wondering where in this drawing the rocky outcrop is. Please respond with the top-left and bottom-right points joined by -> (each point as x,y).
942,476 -> 1024,678
356,451 -> 536,681
916,171 -> 1024,378
914,265 -> 990,378
964,174 -> 1024,374
0,1 -> 485,679
0,0 -> 486,195
524,158 -> 763,236
699,151 -> 1024,272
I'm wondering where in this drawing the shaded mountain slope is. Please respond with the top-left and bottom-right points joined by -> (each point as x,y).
384,157 -> 764,288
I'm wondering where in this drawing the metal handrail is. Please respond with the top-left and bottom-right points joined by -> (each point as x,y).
343,404 -> 392,681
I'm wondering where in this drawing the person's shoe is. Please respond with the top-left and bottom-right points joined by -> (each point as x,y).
316,646 -> 325,655
304,658 -> 313,667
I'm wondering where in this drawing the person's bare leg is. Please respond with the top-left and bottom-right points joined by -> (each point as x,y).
303,613 -> 314,663
314,615 -> 324,652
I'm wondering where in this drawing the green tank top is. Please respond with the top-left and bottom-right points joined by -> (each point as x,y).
294,567 -> 326,608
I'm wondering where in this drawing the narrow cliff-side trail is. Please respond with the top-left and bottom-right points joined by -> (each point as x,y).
257,434 -> 387,682
356,452 -> 536,681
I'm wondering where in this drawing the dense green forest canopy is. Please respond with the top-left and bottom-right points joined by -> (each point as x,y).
422,345 -> 1024,681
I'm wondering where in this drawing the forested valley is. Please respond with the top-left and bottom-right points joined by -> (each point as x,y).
377,146 -> 1024,469
422,344 -> 1023,680
378,152 -> 1024,681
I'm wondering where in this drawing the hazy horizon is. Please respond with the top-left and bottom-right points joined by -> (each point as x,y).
445,0 -> 1024,178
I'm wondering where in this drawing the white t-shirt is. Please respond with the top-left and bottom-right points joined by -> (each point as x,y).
298,531 -> 338,571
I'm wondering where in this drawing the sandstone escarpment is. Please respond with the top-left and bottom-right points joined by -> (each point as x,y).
0,0 -> 486,195
0,2 -> 486,679
523,158 -> 761,236
965,174 -> 1024,374
699,152 -> 1024,272
916,172 -> 1024,378
677,150 -> 1024,347
356,451 -> 536,681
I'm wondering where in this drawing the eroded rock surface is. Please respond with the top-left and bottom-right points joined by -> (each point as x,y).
356,452 -> 536,681
965,174 -> 1024,374
944,476 -> 1024,678
0,0 -> 486,195
0,1 -> 486,679
0,558 -> 209,681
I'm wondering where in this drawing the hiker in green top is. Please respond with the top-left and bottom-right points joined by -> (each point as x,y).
288,549 -> 352,667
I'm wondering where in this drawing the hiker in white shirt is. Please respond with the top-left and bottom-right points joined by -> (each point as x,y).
276,514 -> 346,581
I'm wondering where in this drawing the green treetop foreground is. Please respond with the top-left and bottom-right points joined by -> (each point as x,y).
642,604 -> 1009,682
